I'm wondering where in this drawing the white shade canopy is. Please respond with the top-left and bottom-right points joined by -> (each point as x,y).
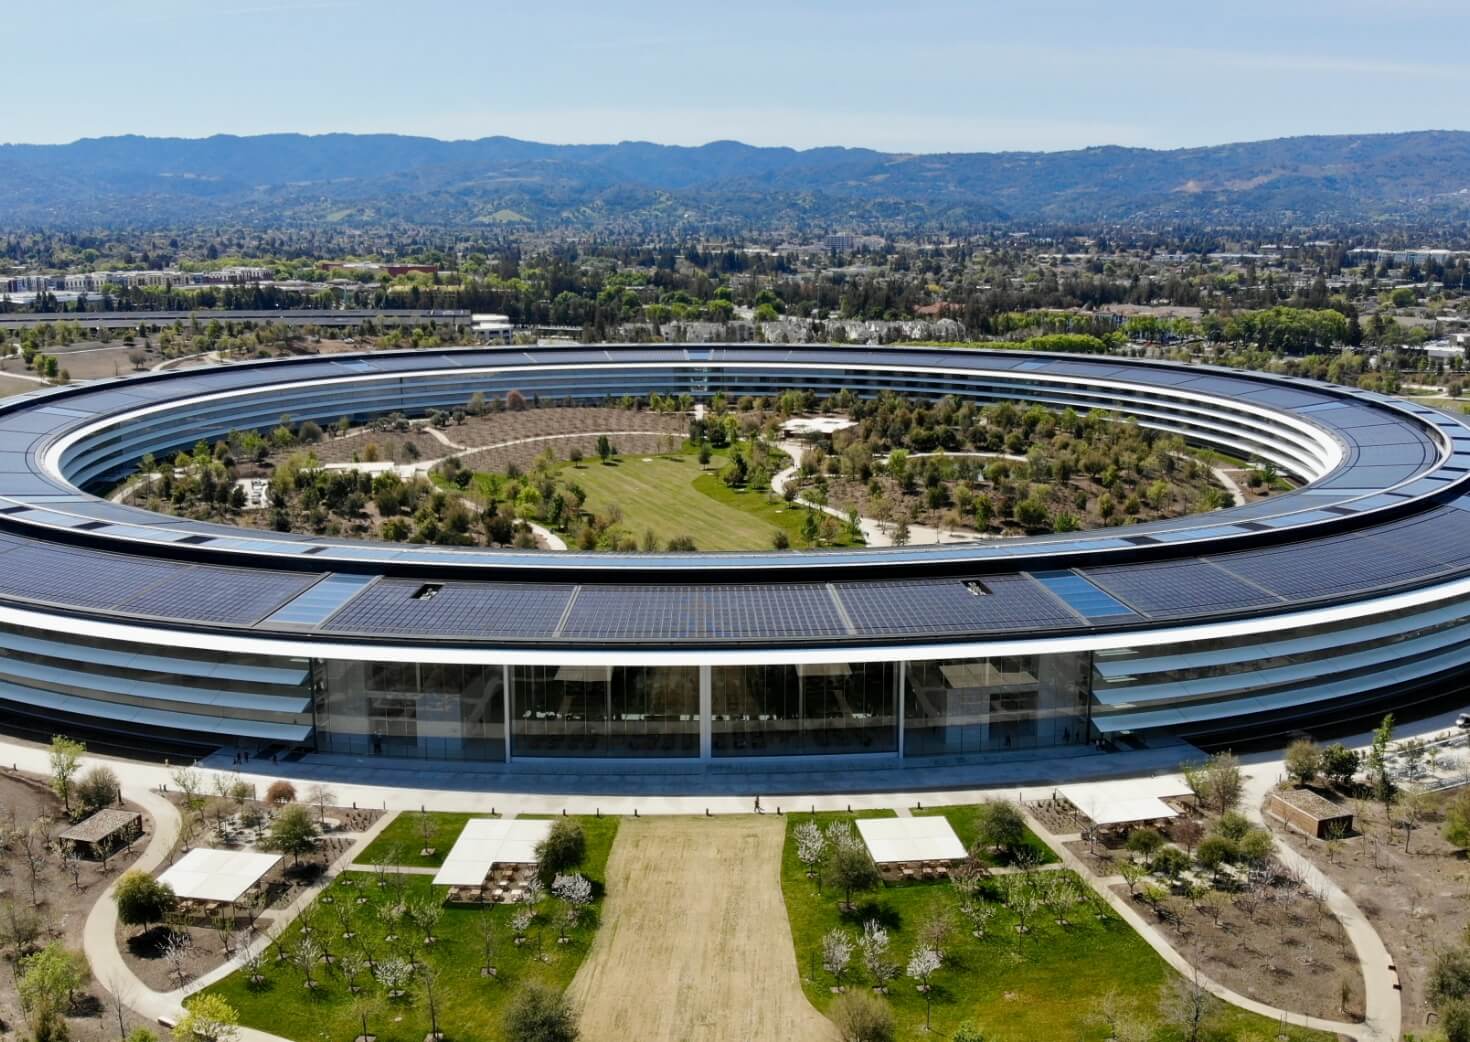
1059,779 -> 1185,828
157,848 -> 281,903
855,816 -> 966,865
432,819 -> 553,888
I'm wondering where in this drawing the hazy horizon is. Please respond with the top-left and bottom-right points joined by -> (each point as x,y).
7,0 -> 1469,154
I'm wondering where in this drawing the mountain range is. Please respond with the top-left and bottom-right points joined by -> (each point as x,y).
3,130 -> 1470,232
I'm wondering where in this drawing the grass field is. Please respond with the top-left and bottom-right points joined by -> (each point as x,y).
781,811 -> 1333,1042
357,811 -> 497,868
560,448 -> 861,551
565,452 -> 779,550
210,816 -> 618,1042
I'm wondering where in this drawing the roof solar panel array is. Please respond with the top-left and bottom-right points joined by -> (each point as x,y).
837,575 -> 1082,636
560,584 -> 848,641
1084,559 -> 1282,617
321,579 -> 575,637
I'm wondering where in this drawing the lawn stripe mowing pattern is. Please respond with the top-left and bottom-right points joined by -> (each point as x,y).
565,451 -> 783,550
358,811 -> 495,869
542,447 -> 861,551
781,808 -> 1334,1042
209,816 -> 617,1042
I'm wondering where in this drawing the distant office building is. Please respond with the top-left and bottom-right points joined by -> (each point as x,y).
472,313 -> 514,344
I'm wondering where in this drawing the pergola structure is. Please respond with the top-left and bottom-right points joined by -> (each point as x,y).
157,848 -> 281,909
855,816 -> 966,865
59,808 -> 142,859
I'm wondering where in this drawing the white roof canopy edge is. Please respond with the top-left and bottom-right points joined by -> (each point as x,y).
4,569 -> 1470,667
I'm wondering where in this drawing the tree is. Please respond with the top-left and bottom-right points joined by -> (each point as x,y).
551,873 -> 593,940
1368,714 -> 1397,818
1444,788 -> 1470,850
265,780 -> 297,805
1195,836 -> 1234,882
794,821 -> 828,885
1125,828 -> 1164,864
303,784 -> 337,824
264,804 -> 317,865
596,434 -> 613,464
822,928 -> 853,983
1321,743 -> 1360,788
831,843 -> 880,912
503,981 -> 579,1042
114,872 -> 177,934
1183,752 -> 1242,814
1159,971 -> 1218,1042
858,919 -> 897,990
173,994 -> 240,1042
536,819 -> 587,883
907,945 -> 942,1030
18,943 -> 89,1041
48,736 -> 85,815
1151,846 -> 1190,880
972,800 -> 1027,858
76,765 -> 121,814
1284,739 -> 1322,786
830,990 -> 895,1042
373,957 -> 414,1000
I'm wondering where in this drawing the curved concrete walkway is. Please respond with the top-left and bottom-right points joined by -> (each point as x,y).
1242,767 -> 1401,1041
1024,805 -> 1380,1041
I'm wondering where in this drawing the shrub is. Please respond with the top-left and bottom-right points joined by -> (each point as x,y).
1195,835 -> 1236,875
1151,846 -> 1190,879
173,994 -> 239,1042
830,842 -> 880,911
830,990 -> 896,1042
1442,998 -> 1470,1042
265,780 -> 296,805
503,981 -> 579,1042
1445,789 -> 1470,851
1237,828 -> 1274,866
536,819 -> 588,883
1284,738 -> 1322,785
1126,829 -> 1165,862
1320,743 -> 1361,788
1430,947 -> 1470,1008
1215,811 -> 1251,842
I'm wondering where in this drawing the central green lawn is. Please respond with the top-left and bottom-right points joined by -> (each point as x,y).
566,451 -> 781,549
358,811 -> 497,868
562,448 -> 864,551
209,816 -> 618,1042
781,811 -> 1332,1042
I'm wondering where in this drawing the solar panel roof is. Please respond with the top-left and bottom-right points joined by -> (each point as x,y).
0,344 -> 1465,645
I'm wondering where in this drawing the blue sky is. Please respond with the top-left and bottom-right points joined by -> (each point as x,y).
8,0 -> 1469,152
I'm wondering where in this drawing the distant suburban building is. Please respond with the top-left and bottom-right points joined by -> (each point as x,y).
472,313 -> 514,343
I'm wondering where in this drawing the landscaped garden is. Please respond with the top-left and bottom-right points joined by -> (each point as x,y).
136,388 -> 1248,552
207,815 -> 618,1042
359,811 -> 497,868
781,805 -> 1336,1042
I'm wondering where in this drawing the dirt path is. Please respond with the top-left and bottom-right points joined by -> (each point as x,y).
569,816 -> 836,1042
